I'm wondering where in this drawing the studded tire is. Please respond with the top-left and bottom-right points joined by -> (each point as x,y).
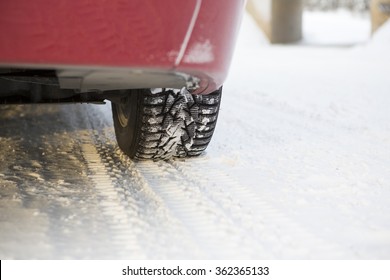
111,87 -> 222,160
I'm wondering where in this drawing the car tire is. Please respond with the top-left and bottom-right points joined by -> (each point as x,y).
111,87 -> 222,160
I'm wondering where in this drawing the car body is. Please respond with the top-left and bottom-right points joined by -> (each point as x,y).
0,0 -> 245,159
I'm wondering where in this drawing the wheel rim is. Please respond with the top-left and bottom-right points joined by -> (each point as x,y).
117,97 -> 130,127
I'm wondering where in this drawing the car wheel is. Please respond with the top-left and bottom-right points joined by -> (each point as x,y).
111,87 -> 222,160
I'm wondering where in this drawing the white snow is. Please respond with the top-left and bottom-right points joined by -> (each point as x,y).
183,40 -> 214,64
301,10 -> 370,46
0,10 -> 389,259
214,11 -> 390,258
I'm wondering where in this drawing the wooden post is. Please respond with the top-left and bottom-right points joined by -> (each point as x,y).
371,0 -> 390,33
247,0 -> 303,44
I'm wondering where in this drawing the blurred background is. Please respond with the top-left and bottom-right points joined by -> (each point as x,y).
246,0 -> 389,45
304,0 -> 370,11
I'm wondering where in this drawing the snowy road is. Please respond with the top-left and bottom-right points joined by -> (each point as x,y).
1,14 -> 390,259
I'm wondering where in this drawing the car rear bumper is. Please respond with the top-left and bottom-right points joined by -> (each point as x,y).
0,0 -> 244,94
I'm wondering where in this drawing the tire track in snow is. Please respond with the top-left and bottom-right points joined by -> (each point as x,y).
0,103 -> 354,258
67,103 -> 155,258
80,141 -> 147,258
135,160 -> 258,258
53,104 -> 146,258
82,104 -> 206,258
84,103 -> 339,258
168,157 -> 351,259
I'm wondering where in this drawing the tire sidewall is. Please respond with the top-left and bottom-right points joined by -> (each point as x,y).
111,89 -> 142,157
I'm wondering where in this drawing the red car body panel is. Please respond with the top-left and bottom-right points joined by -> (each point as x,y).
0,0 -> 244,94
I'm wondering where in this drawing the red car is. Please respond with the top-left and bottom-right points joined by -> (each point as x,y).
0,0 -> 244,160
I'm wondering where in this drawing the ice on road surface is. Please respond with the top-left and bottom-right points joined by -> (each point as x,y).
1,13 -> 389,259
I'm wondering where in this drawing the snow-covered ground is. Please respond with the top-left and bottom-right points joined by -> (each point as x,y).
301,9 -> 370,46
0,11 -> 389,259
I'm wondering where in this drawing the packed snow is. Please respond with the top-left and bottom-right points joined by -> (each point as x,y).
0,11 -> 389,259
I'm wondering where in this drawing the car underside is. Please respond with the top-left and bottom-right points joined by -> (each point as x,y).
0,68 -> 198,104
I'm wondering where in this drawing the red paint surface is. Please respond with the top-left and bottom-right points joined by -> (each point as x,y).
178,0 -> 245,91
0,0 -> 244,93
